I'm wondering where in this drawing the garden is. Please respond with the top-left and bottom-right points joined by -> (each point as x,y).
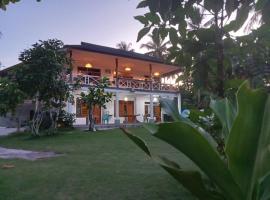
1,0 -> 270,200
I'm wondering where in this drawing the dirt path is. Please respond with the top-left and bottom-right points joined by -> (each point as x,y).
0,147 -> 62,160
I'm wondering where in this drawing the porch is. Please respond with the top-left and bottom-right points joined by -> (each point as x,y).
67,91 -> 181,126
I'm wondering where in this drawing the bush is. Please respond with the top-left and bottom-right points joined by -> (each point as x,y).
57,110 -> 75,128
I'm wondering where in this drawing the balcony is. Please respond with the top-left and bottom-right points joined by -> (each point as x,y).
77,75 -> 178,92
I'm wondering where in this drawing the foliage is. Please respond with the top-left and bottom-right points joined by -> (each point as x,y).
135,0 -> 263,98
57,110 -> 75,128
116,41 -> 134,52
0,0 -> 41,10
0,77 -> 25,116
13,39 -> 73,136
231,25 -> 270,91
123,82 -> 270,200
80,77 -> 112,131
140,34 -> 170,61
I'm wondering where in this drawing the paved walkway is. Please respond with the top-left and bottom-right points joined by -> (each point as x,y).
0,127 -> 18,137
0,147 -> 62,160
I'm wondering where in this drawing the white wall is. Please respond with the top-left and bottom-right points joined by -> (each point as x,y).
69,88 -> 179,125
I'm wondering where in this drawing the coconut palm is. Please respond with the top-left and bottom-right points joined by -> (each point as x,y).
116,41 -> 134,52
140,34 -> 170,61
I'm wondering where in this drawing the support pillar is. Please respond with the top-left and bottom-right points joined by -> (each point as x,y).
177,93 -> 182,115
115,92 -> 120,125
149,93 -> 155,123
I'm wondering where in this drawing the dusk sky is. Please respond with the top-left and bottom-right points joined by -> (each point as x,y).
0,0 -> 148,68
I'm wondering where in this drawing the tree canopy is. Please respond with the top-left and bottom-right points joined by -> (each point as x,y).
135,0 -> 268,99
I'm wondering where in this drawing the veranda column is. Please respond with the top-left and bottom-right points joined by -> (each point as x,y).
177,93 -> 182,114
149,93 -> 155,123
115,92 -> 120,125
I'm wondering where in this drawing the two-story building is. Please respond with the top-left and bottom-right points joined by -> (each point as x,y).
65,42 -> 182,126
0,42 -> 182,128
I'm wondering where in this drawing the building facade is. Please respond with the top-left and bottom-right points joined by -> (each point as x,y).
65,42 -> 182,126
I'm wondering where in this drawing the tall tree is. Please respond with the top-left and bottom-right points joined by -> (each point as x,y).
116,41 -> 134,52
14,39 -> 73,136
135,0 -> 259,97
140,34 -> 169,61
80,77 -> 112,131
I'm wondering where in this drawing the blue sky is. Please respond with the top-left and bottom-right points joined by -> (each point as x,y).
0,0 -> 148,67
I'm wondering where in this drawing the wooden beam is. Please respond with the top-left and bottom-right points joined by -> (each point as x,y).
115,58 -> 119,88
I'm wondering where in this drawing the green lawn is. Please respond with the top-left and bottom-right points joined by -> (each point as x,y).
0,128 -> 196,200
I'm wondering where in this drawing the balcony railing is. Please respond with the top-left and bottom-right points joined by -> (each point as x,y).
79,75 -> 178,92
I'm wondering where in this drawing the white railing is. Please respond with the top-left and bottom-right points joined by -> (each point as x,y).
78,76 -> 178,92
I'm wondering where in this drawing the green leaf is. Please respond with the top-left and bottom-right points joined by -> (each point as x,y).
143,123 -> 158,134
137,0 -> 149,9
137,27 -> 151,42
224,3 -> 251,32
157,156 -> 224,200
255,0 -> 269,10
225,82 -> 270,199
145,12 -> 160,24
155,122 -> 243,200
159,98 -> 181,121
210,98 -> 236,140
121,128 -> 151,156
169,28 -> 179,46
254,172 -> 270,200
134,15 -> 149,26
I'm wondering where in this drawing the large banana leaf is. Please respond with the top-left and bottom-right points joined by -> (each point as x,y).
155,122 -> 243,200
122,128 -> 225,200
225,83 -> 270,199
210,98 -> 236,140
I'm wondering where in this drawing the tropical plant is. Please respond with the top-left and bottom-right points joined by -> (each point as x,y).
0,77 -> 25,116
0,0 -> 41,10
140,34 -> 169,61
80,77 -> 112,131
57,110 -> 75,128
116,41 -> 134,52
135,0 -> 263,98
13,39 -> 73,136
123,82 -> 270,200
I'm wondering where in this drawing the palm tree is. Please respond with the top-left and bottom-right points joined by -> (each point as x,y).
140,34 -> 170,61
116,41 -> 134,52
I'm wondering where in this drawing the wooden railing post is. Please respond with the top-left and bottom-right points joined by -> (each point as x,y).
115,58 -> 119,88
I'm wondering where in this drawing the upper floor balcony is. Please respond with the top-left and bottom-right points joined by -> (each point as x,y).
79,75 -> 178,92
66,42 -> 182,93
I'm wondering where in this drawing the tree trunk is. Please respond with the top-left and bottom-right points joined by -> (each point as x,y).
31,92 -> 42,136
215,10 -> 225,98
88,105 -> 95,131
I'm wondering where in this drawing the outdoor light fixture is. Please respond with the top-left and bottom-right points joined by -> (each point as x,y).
125,67 -> 132,72
154,72 -> 160,76
124,97 -> 128,101
153,97 -> 158,102
85,63 -> 93,68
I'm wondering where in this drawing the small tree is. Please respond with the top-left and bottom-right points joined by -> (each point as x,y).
80,77 -> 112,131
0,77 -> 25,130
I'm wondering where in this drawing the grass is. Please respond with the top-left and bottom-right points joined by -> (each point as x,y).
0,128 -> 196,200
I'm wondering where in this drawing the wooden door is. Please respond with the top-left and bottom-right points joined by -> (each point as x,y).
119,101 -> 134,123
154,105 -> 161,122
93,105 -> 101,124
78,102 -> 101,124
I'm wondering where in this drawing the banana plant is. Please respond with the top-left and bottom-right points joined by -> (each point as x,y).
122,82 -> 270,200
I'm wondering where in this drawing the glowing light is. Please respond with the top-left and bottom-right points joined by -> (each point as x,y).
154,72 -> 160,76
124,97 -> 128,101
153,97 -> 158,102
125,67 -> 132,72
85,63 -> 93,68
